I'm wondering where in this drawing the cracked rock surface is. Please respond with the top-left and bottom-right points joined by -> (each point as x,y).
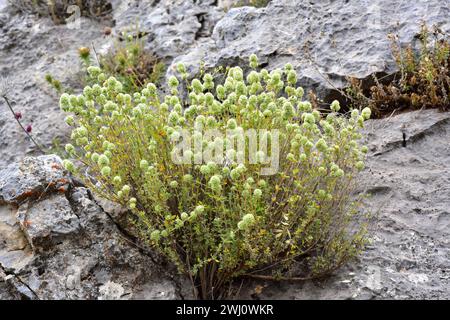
1,0 -> 449,167
1,110 -> 449,300
171,0 -> 450,100
0,155 -> 187,299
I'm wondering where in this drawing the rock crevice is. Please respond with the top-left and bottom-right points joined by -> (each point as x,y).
0,155 -> 186,299
0,0 -> 449,300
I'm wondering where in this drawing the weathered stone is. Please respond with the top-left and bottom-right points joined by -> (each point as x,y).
0,205 -> 27,251
0,7 -> 109,168
93,196 -> 130,232
3,273 -> 37,299
0,278 -> 15,299
171,0 -> 450,102
0,157 -> 184,300
98,281 -> 125,300
131,279 -> 179,300
0,155 -> 68,204
16,194 -> 81,251
7,0 -> 113,20
0,204 -> 34,274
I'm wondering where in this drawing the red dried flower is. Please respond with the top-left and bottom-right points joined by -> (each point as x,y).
14,111 -> 22,120
26,124 -> 32,133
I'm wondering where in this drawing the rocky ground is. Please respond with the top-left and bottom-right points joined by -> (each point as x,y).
0,155 -> 191,299
0,0 -> 449,299
240,109 -> 450,299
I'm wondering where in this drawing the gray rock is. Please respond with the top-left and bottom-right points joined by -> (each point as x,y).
0,205 -> 28,252
0,204 -> 34,276
239,109 -> 450,300
171,0 -> 450,101
114,0 -> 224,62
0,155 -> 185,299
0,278 -> 15,299
0,5 -> 110,168
7,0 -> 112,19
16,194 -> 81,251
131,279 -> 179,300
98,281 -> 125,300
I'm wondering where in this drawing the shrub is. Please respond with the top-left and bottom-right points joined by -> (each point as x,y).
348,23 -> 449,117
60,55 -> 370,299
8,0 -> 112,24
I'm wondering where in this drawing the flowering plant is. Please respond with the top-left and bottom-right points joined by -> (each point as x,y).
61,55 -> 371,299
348,23 -> 449,116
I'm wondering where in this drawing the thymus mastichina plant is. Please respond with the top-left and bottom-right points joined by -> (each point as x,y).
60,55 -> 372,299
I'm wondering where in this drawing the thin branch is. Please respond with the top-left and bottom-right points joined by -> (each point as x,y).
1,95 -> 45,154
91,41 -> 101,67
242,273 -> 314,281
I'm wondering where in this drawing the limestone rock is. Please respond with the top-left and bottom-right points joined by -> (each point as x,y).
114,0 -> 225,62
0,155 -> 184,299
171,0 -> 450,102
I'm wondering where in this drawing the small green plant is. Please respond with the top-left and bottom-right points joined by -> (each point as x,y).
45,74 -> 63,94
47,137 -> 70,159
99,31 -> 165,93
45,30 -> 164,95
8,0 -> 112,25
60,55 -> 371,299
44,46 -> 92,95
231,0 -> 271,9
348,23 -> 450,117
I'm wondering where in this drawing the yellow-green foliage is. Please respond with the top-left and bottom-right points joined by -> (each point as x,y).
99,32 -> 165,93
60,55 -> 371,299
45,32 -> 164,95
45,74 -> 63,94
232,0 -> 271,9
349,24 -> 450,117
